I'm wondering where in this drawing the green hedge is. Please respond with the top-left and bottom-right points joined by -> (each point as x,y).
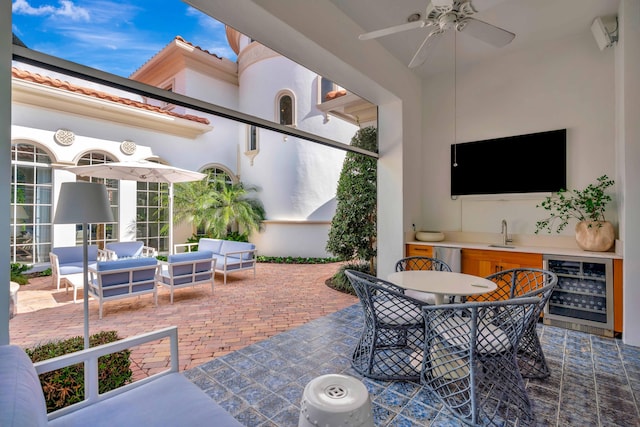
26,331 -> 132,412
327,262 -> 371,296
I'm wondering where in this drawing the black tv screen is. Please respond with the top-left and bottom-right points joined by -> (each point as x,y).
451,129 -> 566,196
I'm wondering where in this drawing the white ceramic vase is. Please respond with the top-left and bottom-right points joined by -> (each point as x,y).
575,221 -> 614,252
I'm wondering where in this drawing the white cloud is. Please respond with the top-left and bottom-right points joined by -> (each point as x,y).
12,0 -> 55,16
56,0 -> 90,21
12,0 -> 90,21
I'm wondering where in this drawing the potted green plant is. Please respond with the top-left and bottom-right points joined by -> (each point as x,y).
535,175 -> 615,251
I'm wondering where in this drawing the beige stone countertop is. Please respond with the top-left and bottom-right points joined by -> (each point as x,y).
406,231 -> 623,259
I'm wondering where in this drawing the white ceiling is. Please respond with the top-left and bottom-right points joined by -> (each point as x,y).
328,0 -> 620,78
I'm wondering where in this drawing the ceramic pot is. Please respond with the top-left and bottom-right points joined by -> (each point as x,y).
415,231 -> 445,242
575,221 -> 614,252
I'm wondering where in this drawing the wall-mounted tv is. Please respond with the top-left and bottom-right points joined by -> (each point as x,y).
451,129 -> 566,196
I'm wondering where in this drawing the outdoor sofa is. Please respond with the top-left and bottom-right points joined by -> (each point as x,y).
174,238 -> 256,284
49,245 -> 99,296
100,241 -> 157,260
0,327 -> 242,426
87,257 -> 159,319
156,250 -> 216,304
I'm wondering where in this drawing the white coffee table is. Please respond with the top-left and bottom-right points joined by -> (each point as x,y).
64,273 -> 85,303
387,270 -> 497,305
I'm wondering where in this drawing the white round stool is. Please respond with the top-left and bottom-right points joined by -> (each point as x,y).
298,374 -> 374,427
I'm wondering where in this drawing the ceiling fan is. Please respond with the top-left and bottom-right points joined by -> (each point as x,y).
359,0 -> 515,68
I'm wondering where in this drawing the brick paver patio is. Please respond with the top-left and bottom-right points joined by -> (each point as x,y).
9,262 -> 357,378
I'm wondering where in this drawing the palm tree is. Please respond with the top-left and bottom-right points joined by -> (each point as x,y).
170,176 -> 265,240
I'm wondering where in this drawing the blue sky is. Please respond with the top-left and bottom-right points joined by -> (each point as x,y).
11,0 -> 236,77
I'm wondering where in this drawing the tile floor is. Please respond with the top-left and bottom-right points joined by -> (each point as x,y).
11,268 -> 640,426
185,304 -> 640,427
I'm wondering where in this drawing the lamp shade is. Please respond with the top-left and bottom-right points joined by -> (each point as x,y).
53,182 -> 114,224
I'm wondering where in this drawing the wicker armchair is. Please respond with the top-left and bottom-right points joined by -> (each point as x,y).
421,298 -> 540,426
345,270 -> 427,381
395,256 -> 453,304
482,268 -> 558,379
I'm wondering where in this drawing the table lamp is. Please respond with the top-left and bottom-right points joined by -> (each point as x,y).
53,182 -> 114,348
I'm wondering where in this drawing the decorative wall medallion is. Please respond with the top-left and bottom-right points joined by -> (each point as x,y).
120,140 -> 137,155
54,129 -> 75,146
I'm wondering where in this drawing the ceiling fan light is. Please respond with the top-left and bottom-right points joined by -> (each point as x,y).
439,12 -> 458,30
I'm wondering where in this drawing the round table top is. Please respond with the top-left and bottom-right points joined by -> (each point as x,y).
387,270 -> 497,297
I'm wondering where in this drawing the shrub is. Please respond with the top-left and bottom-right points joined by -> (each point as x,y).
26,331 -> 132,412
327,262 -> 371,296
326,126 -> 378,274
224,231 -> 249,242
10,263 -> 29,285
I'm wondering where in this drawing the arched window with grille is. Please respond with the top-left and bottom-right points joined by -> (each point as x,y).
202,166 -> 235,186
76,152 -> 119,247
10,142 -> 53,265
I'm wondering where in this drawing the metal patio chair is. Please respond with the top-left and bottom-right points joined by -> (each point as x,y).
345,269 -> 427,381
421,298 -> 540,426
483,268 -> 558,379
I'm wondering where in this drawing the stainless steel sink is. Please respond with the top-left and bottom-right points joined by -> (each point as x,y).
488,244 -> 516,249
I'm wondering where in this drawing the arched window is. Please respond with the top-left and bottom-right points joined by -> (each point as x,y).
10,142 -> 53,264
196,166 -> 236,237
275,90 -> 295,126
202,166 -> 235,185
76,152 -> 119,247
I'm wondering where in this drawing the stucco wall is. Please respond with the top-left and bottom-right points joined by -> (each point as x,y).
237,45 -> 357,256
421,31 -> 616,237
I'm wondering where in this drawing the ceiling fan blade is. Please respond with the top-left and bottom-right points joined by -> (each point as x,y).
431,0 -> 454,7
409,30 -> 444,68
359,20 -> 426,40
459,18 -> 515,47
468,0 -> 507,13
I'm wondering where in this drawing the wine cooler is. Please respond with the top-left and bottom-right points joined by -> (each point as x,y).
543,255 -> 614,337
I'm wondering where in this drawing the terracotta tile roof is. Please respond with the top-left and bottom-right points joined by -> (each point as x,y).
12,67 -> 210,125
325,89 -> 347,101
174,35 -> 223,59
130,36 -> 225,77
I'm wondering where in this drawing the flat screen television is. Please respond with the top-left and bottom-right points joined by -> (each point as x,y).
451,129 -> 566,196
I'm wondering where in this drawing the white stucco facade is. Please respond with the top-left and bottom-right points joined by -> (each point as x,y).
10,32 -> 367,265
236,38 -> 358,256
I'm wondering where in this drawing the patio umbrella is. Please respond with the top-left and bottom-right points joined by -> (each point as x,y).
64,160 -> 206,254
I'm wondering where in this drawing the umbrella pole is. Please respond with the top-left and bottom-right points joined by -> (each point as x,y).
82,223 -> 90,349
169,183 -> 174,255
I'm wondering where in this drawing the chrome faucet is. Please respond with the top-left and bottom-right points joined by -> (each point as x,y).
501,219 -> 513,246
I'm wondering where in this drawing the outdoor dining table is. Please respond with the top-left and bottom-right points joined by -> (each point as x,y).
387,270 -> 497,304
